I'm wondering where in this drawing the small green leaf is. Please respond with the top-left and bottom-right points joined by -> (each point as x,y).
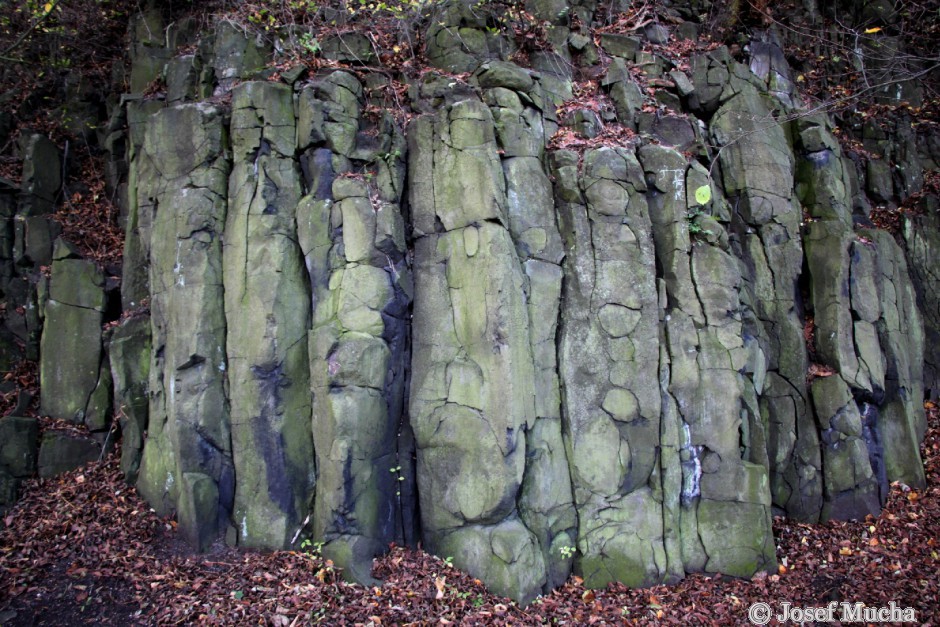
694,185 -> 712,205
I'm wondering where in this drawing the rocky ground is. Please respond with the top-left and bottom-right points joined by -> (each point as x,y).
0,401 -> 936,625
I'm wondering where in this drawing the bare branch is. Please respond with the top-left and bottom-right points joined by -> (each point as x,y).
0,0 -> 65,61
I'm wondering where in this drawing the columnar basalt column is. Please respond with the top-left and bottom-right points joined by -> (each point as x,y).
554,146 -> 670,587
711,82 -> 822,523
640,142 -> 776,579
408,97 -> 548,603
224,81 -> 315,548
136,104 -> 233,550
483,82 -> 577,592
299,71 -> 414,582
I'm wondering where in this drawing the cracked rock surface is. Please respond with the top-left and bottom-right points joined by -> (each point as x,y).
63,6 -> 936,604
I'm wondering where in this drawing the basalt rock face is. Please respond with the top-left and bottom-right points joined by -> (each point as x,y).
135,103 -> 233,551
225,81 -> 315,550
408,98 -> 559,600
27,0 -> 929,604
300,72 -> 414,583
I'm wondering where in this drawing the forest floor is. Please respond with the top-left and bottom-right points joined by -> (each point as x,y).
0,402 -> 936,626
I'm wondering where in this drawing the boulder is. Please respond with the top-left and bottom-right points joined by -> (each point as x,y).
212,21 -> 270,90
475,61 -> 534,92
19,134 -> 60,216
39,255 -> 106,426
0,417 -> 39,508
37,431 -> 100,478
